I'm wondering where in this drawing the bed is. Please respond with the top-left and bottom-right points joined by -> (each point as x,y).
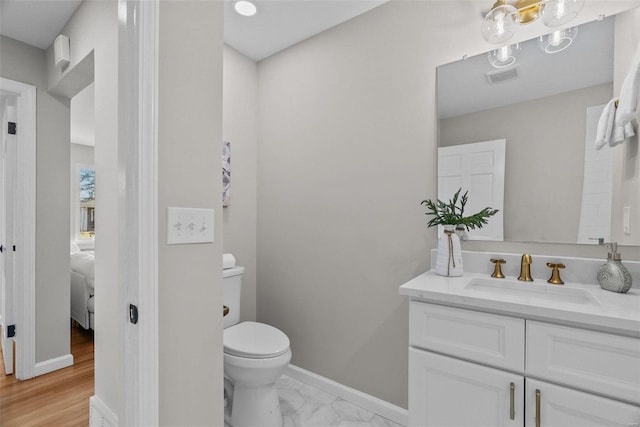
70,243 -> 95,330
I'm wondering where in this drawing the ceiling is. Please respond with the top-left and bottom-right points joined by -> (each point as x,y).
0,0 -> 389,61
437,17 -> 614,119
224,0 -> 389,61
0,0 -> 83,50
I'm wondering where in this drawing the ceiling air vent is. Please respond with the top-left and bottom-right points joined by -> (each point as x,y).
486,66 -> 519,84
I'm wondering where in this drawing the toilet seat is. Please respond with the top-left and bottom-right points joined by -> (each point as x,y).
224,321 -> 290,359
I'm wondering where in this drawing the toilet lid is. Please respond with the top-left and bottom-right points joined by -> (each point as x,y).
224,321 -> 290,359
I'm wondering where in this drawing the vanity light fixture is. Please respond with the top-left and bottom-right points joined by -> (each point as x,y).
537,26 -> 578,53
488,43 -> 521,68
481,0 -> 584,44
234,0 -> 257,17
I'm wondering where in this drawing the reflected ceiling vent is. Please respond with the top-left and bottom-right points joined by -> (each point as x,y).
486,66 -> 519,84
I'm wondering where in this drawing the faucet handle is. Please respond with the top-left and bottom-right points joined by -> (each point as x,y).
490,258 -> 506,278
546,263 -> 565,285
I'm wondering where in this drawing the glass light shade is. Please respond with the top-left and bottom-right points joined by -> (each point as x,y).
537,26 -> 578,54
234,0 -> 257,16
541,0 -> 585,27
481,4 -> 519,44
487,44 -> 521,68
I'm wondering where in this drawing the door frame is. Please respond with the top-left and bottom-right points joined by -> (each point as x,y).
119,0 -> 159,424
0,78 -> 36,380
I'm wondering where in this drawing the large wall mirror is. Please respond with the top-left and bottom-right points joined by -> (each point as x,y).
437,11 -> 638,246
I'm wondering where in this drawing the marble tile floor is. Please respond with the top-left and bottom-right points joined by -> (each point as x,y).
277,375 -> 404,427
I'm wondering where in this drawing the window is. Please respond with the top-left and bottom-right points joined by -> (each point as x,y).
78,167 -> 95,239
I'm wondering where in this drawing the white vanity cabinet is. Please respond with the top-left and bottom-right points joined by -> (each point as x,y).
409,348 -> 524,426
408,301 -> 640,427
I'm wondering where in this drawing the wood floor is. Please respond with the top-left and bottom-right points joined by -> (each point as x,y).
0,325 -> 94,426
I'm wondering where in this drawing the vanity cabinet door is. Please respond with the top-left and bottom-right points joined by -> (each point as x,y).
525,379 -> 640,427
409,348 -> 524,427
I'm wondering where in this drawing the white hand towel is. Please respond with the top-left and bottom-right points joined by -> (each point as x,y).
612,40 -> 640,145
616,42 -> 640,126
223,253 -> 236,269
595,98 -> 617,150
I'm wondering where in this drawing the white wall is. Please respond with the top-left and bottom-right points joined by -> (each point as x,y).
256,0 -> 640,409
157,1 -> 225,423
71,82 -> 95,147
223,45 -> 258,322
0,35 -> 70,364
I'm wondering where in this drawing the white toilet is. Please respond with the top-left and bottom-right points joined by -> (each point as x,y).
223,266 -> 292,427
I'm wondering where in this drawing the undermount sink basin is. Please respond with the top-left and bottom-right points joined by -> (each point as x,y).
464,278 -> 601,306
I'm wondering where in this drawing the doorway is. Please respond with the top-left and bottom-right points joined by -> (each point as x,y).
0,78 -> 37,381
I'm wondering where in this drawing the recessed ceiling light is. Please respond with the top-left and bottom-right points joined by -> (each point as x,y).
234,0 -> 257,17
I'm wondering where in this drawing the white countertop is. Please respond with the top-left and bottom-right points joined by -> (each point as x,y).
400,270 -> 640,337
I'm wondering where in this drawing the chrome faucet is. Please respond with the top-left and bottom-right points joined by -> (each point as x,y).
518,254 -> 533,282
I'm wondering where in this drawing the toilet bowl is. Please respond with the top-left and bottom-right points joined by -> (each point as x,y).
223,266 -> 292,427
224,321 -> 291,427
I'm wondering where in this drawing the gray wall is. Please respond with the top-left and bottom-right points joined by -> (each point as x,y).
440,83 -> 613,243
257,2 -> 435,407
0,35 -> 71,364
223,45 -> 258,322
255,1 -> 640,410
157,1 -> 225,424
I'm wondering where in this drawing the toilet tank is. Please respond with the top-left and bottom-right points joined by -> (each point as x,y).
223,266 -> 245,328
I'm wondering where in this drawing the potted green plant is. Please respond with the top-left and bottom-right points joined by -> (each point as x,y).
421,188 -> 498,276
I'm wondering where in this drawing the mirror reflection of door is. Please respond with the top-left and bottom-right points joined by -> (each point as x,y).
438,139 -> 505,241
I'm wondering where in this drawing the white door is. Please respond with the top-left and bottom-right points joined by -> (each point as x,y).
0,93 -> 17,374
438,139 -> 505,241
409,348 -> 524,427
526,379 -> 640,426
0,78 -> 36,381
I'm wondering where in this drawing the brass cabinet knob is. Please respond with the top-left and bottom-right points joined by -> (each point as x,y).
223,305 -> 230,317
546,262 -> 565,285
490,258 -> 506,278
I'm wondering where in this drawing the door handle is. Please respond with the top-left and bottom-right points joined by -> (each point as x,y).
129,304 -> 139,324
535,389 -> 541,427
509,382 -> 515,420
0,244 -> 4,253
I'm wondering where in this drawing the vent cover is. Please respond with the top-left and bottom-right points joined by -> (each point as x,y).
486,66 -> 519,84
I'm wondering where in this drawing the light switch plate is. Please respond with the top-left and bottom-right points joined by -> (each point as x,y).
167,207 -> 214,244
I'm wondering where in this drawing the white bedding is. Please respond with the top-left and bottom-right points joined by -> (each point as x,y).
70,250 -> 95,293
70,244 -> 95,329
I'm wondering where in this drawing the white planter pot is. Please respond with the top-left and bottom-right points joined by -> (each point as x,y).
435,225 -> 463,277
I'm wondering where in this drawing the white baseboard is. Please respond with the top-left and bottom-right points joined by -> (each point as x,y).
286,364 -> 408,426
90,395 -> 118,427
34,353 -> 73,376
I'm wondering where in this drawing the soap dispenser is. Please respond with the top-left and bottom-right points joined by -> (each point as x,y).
597,242 -> 633,293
